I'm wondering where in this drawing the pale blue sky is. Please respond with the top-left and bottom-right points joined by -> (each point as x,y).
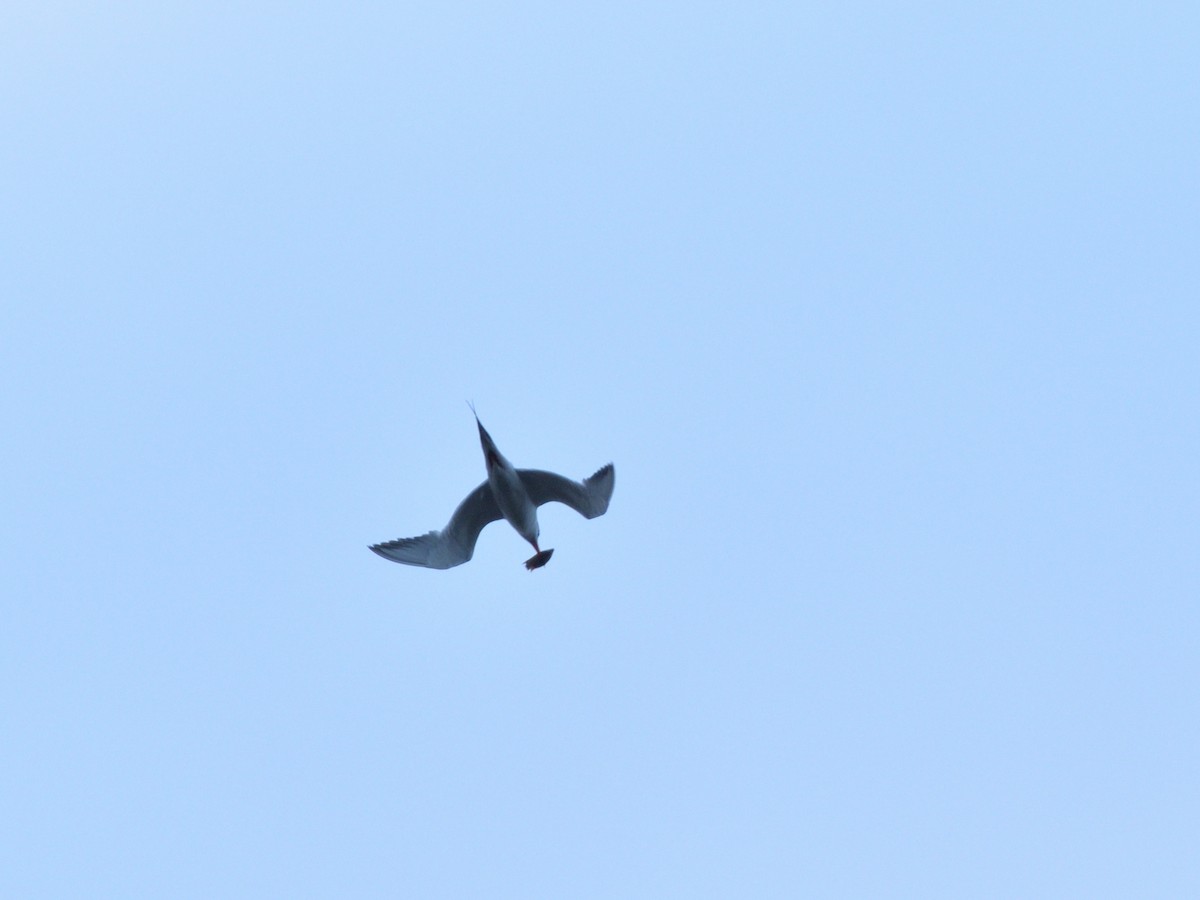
3,3 -> 1198,897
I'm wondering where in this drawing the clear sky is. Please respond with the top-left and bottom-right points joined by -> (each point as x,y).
3,3 -> 1197,897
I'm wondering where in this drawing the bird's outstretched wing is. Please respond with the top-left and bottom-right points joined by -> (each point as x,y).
517,464 -> 615,519
370,481 -> 502,569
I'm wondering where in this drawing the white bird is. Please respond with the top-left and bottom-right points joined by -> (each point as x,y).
370,409 -> 614,570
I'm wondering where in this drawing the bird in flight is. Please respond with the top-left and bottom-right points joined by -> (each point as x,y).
370,408 -> 614,570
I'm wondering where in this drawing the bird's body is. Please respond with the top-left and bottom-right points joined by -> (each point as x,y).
370,411 -> 614,570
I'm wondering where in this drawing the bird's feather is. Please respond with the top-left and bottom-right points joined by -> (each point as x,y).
518,464 -> 615,519
369,481 -> 502,569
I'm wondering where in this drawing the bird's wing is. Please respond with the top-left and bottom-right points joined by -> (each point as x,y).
370,481 -> 502,569
517,464 -> 614,519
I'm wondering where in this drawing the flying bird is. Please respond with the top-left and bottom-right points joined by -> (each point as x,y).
370,409 -> 614,570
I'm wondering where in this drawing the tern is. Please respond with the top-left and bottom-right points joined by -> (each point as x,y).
370,409 -> 614,570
